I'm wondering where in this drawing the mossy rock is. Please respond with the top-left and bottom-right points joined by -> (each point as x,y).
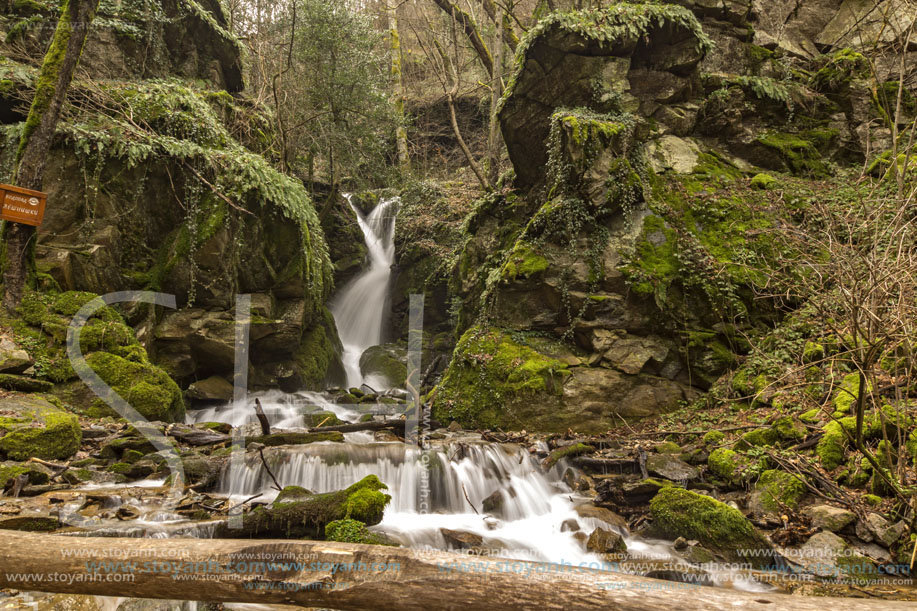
84,352 -> 184,422
707,448 -> 750,487
702,431 -> 725,446
751,469 -> 806,514
0,460 -> 51,486
325,517 -> 394,545
817,417 -> 855,470
832,373 -> 863,417
431,326 -> 570,429
734,427 -> 778,450
772,416 -> 805,442
649,487 -> 775,569
543,443 -> 593,469
750,173 -> 777,190
358,344 -> 407,389
0,396 -> 80,460
304,411 -> 344,428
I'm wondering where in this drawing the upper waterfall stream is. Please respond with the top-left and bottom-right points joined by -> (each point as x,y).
329,195 -> 400,390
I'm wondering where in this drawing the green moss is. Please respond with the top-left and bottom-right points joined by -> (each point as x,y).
293,308 -> 340,389
832,373 -> 864,416
708,448 -> 749,486
0,401 -> 80,461
655,441 -> 681,454
431,326 -> 571,429
544,443 -> 593,469
811,49 -> 868,91
703,431 -> 725,446
324,517 -> 389,544
0,461 -> 50,486
863,494 -> 882,507
750,173 -> 777,190
501,242 -> 549,281
754,469 -> 805,512
773,416 -> 805,442
799,409 -> 822,424
649,487 -> 774,568
757,131 -> 830,177
817,417 -> 855,469
85,352 -> 184,422
275,485 -> 311,503
735,427 -> 779,450
107,462 -> 131,474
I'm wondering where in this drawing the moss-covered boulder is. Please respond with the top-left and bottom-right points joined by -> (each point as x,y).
215,475 -> 391,539
707,448 -> 751,487
499,4 -> 712,188
359,344 -> 407,389
748,470 -> 806,516
432,326 -> 570,430
84,352 -> 184,422
649,487 -> 776,569
0,396 -> 80,461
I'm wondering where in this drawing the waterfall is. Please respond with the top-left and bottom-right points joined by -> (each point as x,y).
329,195 -> 400,389
217,441 -> 615,565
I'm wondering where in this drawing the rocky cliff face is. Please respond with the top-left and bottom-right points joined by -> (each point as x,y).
0,1 -> 340,399
430,1 -> 916,432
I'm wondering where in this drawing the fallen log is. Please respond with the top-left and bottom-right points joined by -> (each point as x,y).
0,531 -> 911,610
309,419 -> 406,435
572,456 -> 640,474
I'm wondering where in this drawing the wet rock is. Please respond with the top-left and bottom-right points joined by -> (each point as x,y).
586,527 -> 627,554
595,477 -> 670,511
482,490 -> 506,517
673,536 -> 689,550
561,518 -> 580,533
116,505 -> 141,520
561,468 -> 593,492
574,503 -> 628,530
185,376 -> 234,403
167,423 -> 230,446
441,528 -> 484,550
645,454 -> 699,482
372,429 -> 402,442
359,344 -> 407,388
804,504 -> 856,533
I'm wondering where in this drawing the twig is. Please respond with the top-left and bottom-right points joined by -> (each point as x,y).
224,493 -> 263,515
461,484 -> 479,514
314,415 -> 333,428
258,448 -> 283,493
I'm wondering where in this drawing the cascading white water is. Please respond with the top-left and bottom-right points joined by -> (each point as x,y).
218,441 -> 615,565
329,195 -> 400,389
187,390 -> 358,429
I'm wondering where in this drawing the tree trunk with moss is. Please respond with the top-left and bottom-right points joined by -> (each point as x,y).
212,475 -> 391,539
2,0 -> 100,311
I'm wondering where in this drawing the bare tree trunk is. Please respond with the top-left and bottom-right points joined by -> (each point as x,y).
2,0 -> 101,311
0,532 -> 909,610
486,11 -> 504,185
391,10 -> 410,172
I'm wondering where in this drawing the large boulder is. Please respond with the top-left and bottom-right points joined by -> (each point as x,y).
0,71 -> 339,392
499,4 -> 712,188
0,0 -> 243,92
0,396 -> 81,461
